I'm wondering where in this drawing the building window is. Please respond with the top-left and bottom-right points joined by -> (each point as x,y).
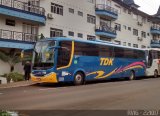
23,23 -> 38,35
51,3 -> 63,15
123,8 -> 127,13
123,25 -> 127,30
141,45 -> 146,48
114,40 -> 121,45
128,10 -> 131,14
78,11 -> 83,17
115,23 -> 121,31
69,8 -> 74,14
123,42 -> 126,46
147,33 -> 150,36
68,31 -> 74,36
78,33 -> 83,38
133,29 -> 138,36
87,35 -> 96,40
87,14 -> 96,24
128,43 -> 131,47
6,19 -> 15,26
133,44 -> 138,48
50,28 -> 63,37
128,27 -> 131,31
141,31 -> 146,38
142,17 -> 146,23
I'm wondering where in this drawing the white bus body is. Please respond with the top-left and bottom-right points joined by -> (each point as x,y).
146,48 -> 160,77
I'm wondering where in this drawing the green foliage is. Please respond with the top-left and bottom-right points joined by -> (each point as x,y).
0,111 -> 11,116
0,51 -> 21,72
2,72 -> 24,83
0,51 -> 9,62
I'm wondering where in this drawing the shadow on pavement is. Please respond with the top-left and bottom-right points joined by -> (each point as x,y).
30,76 -> 155,88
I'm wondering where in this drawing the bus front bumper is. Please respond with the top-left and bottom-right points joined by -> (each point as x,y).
31,72 -> 58,83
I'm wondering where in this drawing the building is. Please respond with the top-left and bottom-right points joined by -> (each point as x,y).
0,0 -> 160,75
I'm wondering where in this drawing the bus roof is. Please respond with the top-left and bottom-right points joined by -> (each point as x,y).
43,37 -> 145,51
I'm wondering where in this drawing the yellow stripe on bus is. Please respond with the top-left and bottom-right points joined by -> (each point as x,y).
57,41 -> 75,70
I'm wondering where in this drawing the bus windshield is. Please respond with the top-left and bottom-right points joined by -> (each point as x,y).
32,40 -> 55,70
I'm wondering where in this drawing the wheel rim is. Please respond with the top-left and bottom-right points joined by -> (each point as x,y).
75,74 -> 82,84
154,71 -> 158,78
130,72 -> 134,80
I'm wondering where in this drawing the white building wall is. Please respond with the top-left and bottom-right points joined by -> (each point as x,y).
39,0 -> 96,40
0,16 -> 23,32
0,60 -> 10,75
111,2 -> 152,48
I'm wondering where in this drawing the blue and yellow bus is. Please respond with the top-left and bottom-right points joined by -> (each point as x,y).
31,37 -> 146,85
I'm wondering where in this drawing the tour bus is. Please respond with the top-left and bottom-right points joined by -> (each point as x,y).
146,48 -> 160,78
30,37 -> 146,85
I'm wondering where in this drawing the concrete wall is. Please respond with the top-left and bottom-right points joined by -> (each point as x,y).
39,0 -> 96,40
112,2 -> 152,48
0,60 -> 23,75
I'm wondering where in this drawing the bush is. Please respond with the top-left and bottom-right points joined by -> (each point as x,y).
2,72 -> 24,83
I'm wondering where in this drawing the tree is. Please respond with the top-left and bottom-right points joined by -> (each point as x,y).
0,51 -> 21,72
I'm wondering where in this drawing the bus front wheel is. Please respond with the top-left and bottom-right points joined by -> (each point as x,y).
154,70 -> 158,78
74,72 -> 84,85
128,71 -> 135,80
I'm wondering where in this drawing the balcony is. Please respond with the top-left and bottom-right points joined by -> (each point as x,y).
0,0 -> 46,25
95,25 -> 117,39
0,29 -> 38,49
150,26 -> 160,35
95,4 -> 118,20
150,40 -> 160,48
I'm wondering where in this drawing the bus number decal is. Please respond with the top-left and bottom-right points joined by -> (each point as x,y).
100,58 -> 114,66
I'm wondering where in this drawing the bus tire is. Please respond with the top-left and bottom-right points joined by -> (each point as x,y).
154,70 -> 158,78
128,71 -> 135,80
74,72 -> 84,85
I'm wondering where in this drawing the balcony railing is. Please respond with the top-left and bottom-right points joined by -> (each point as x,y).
150,40 -> 160,48
151,40 -> 160,44
0,0 -> 45,15
151,26 -> 160,31
0,29 -> 39,42
96,25 -> 116,34
96,4 -> 118,15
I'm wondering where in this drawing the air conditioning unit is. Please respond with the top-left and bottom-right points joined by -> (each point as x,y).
137,22 -> 143,26
47,13 -> 53,19
137,37 -> 143,41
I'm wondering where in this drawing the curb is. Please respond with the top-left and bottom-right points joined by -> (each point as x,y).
0,81 -> 37,89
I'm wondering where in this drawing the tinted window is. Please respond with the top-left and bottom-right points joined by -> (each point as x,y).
114,47 -> 124,58
75,42 -> 99,56
99,45 -> 113,57
75,42 -> 113,57
114,47 -> 145,59
57,41 -> 72,68
151,50 -> 160,59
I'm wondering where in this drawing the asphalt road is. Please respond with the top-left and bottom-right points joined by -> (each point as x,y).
0,77 -> 160,110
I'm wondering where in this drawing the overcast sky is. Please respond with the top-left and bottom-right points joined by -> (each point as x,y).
134,0 -> 160,15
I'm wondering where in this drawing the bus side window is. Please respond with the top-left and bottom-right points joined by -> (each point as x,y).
57,41 -> 72,68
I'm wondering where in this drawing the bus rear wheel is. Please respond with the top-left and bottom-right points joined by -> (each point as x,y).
154,70 -> 158,78
128,71 -> 135,80
74,72 -> 84,85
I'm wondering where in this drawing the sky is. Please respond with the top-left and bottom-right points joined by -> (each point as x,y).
134,0 -> 160,15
